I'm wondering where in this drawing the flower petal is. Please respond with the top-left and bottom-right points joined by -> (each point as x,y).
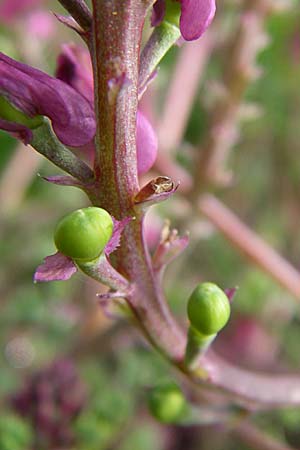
0,52 -> 96,146
0,118 -> 32,144
151,0 -> 166,27
180,0 -> 216,41
56,44 -> 94,103
34,252 -> 77,282
136,110 -> 158,175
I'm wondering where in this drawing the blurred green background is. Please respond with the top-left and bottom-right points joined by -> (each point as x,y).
1,1 -> 300,449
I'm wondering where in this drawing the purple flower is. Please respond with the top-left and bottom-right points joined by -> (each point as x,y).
56,44 -> 158,174
11,359 -> 86,448
0,52 -> 96,147
152,0 -> 216,41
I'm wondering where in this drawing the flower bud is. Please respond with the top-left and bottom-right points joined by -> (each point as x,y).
148,383 -> 186,423
54,207 -> 113,262
187,282 -> 230,336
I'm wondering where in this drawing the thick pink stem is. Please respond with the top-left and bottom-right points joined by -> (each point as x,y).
90,0 -> 186,360
199,194 -> 300,298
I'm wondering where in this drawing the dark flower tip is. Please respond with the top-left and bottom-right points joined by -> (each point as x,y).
0,52 -> 96,147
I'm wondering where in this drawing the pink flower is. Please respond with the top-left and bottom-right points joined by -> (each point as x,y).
56,44 -> 158,175
0,52 -> 96,146
152,0 -> 216,41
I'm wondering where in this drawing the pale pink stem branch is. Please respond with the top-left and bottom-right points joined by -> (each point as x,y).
0,143 -> 41,217
198,194 -> 300,298
202,349 -> 300,407
234,420 -> 297,450
195,0 -> 268,190
157,31 -> 213,155
154,32 -> 213,191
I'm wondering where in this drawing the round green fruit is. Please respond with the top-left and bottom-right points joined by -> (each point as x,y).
148,383 -> 186,424
54,207 -> 113,262
187,282 -> 230,336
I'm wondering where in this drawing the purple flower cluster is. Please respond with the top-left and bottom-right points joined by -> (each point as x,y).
0,43 -> 158,176
0,0 -> 216,173
11,359 -> 86,449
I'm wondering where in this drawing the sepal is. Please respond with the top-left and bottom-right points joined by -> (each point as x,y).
224,287 -> 238,302
152,221 -> 189,272
42,174 -> 86,188
54,14 -> 87,38
34,252 -> 77,282
97,291 -> 132,320
134,176 -> 178,208
104,217 -> 132,256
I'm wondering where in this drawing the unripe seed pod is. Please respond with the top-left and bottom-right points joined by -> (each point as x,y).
54,207 -> 113,262
148,383 -> 186,424
187,282 -> 230,336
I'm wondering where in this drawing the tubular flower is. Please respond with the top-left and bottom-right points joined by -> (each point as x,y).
152,0 -> 216,41
56,44 -> 158,175
0,52 -> 96,147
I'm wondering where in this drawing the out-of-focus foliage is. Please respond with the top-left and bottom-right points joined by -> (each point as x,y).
1,1 -> 300,449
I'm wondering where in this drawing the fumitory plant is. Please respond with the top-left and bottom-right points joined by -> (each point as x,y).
2,0 -> 300,449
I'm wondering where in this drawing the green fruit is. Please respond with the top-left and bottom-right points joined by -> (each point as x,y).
54,207 -> 113,262
148,383 -> 186,424
187,282 -> 230,336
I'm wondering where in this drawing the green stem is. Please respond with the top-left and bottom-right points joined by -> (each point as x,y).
185,326 -> 216,370
30,120 -> 94,182
139,22 -> 181,95
78,255 -> 129,292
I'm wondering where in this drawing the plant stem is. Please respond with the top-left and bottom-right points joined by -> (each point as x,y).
157,31 -> 213,156
233,420 -> 295,450
198,194 -> 300,298
30,120 -> 94,182
194,0 -> 269,193
139,22 -> 181,95
184,327 -> 216,370
88,1 -> 300,407
90,0 -> 186,361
